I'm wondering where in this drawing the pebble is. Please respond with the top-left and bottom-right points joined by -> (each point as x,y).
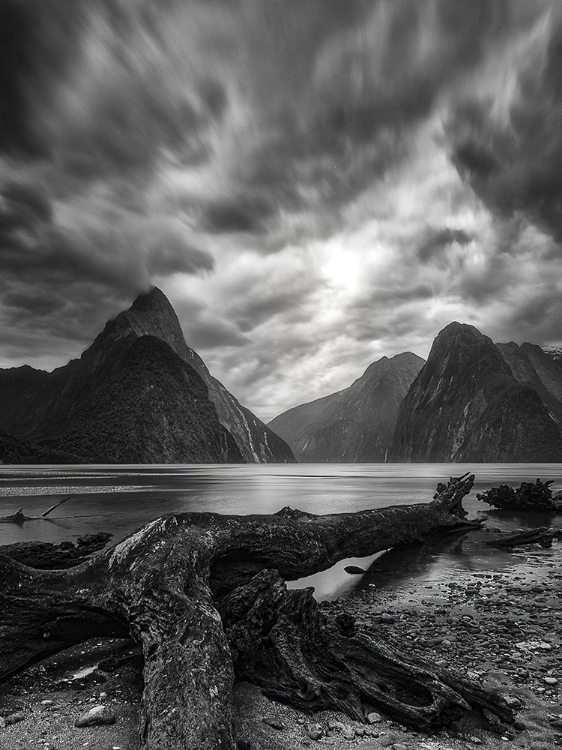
4,711 -> 26,726
345,565 -> 366,574
367,711 -> 383,723
262,717 -> 284,730
545,677 -> 559,685
74,704 -> 116,728
380,613 -> 395,624
307,723 -> 323,741
503,695 -> 523,709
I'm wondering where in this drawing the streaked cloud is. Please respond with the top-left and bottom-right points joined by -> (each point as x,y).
1,0 -> 561,420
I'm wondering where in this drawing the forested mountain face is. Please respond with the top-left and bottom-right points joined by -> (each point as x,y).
390,323 -> 562,463
39,336 -> 243,464
269,352 -> 424,462
0,288 -> 292,463
496,342 -> 562,425
0,429 -> 82,465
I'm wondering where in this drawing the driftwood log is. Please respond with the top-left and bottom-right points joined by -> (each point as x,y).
0,494 -> 74,523
477,479 -> 561,512
0,474 -> 515,749
487,527 -> 554,548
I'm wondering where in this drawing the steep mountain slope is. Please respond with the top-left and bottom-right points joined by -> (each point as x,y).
40,336 -> 242,463
521,342 -> 562,402
391,323 -> 562,462
269,353 -> 424,462
0,288 -> 293,463
72,288 -> 293,463
496,342 -> 562,426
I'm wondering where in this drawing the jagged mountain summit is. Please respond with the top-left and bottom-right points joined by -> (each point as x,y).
80,287 -> 294,463
391,322 -> 562,462
0,288 -> 294,464
269,352 -> 425,462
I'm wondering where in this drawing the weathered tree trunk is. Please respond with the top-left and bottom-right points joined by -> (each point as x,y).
0,474 -> 515,748
220,569 -> 513,732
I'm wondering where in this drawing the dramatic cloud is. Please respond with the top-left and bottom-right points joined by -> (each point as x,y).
417,228 -> 474,264
1,0 -> 561,418
448,4 -> 562,240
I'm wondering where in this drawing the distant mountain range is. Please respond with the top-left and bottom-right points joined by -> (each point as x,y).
269,353 -> 424,462
271,322 -> 562,463
0,288 -> 295,464
2,299 -> 561,464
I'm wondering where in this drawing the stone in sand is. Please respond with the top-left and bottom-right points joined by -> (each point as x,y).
345,565 -> 366,574
75,704 -> 116,727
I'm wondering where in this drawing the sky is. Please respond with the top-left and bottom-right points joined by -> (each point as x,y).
1,0 -> 562,421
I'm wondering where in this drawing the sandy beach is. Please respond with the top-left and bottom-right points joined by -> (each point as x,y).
0,527 -> 559,750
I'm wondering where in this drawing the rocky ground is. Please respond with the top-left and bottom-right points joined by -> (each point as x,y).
0,539 -> 559,750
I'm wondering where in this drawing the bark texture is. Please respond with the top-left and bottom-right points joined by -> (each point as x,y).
0,474 -> 515,748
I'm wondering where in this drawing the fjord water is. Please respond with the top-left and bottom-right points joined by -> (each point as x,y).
1,463 -> 560,599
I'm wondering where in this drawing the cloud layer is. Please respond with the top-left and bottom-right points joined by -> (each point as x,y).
1,0 -> 561,418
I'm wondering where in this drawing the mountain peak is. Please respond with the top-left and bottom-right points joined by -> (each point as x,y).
270,349 -> 424,462
360,352 -> 424,381
130,286 -> 172,313
436,321 -> 483,342
391,352 -> 425,365
391,321 -> 562,462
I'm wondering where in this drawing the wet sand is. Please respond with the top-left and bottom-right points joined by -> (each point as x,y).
0,530 -> 560,750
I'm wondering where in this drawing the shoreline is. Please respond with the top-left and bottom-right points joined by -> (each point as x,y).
0,533 -> 560,750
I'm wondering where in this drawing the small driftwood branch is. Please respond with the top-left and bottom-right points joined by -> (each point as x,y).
487,527 -> 554,548
0,495 -> 74,524
40,495 -> 74,517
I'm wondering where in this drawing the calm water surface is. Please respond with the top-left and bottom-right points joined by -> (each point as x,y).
1,463 -> 560,599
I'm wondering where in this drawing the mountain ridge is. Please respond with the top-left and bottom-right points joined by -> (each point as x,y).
269,351 -> 424,462
0,288 -> 294,464
390,322 -> 562,462
39,335 -> 243,463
